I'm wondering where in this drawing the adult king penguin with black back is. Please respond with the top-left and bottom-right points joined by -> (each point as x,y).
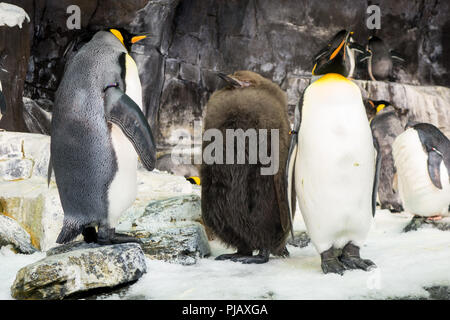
50,29 -> 156,244
286,30 -> 380,275
201,71 -> 294,264
393,122 -> 450,231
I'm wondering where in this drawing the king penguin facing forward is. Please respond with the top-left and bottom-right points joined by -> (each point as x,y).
201,71 -> 294,264
286,30 -> 380,274
51,29 -> 156,245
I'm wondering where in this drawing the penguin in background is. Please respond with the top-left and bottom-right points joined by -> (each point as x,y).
201,70 -> 294,264
50,28 -> 156,245
155,153 -> 201,185
393,122 -> 450,231
359,35 -> 405,81
287,30 -> 380,275
0,81 -> 6,121
365,100 -> 408,213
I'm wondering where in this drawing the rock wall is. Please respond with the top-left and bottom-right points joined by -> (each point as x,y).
0,0 -> 448,144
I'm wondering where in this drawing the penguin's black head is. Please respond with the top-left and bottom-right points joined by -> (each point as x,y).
109,28 -> 149,52
312,30 -> 352,77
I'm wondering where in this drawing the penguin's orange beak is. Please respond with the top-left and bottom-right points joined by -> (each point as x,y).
131,33 -> 150,44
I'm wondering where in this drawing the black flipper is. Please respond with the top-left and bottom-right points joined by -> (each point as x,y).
427,149 -> 443,189
47,153 -> 52,187
348,42 -> 366,54
371,132 -> 382,217
0,90 -> 6,115
285,93 -> 303,238
104,86 -> 156,171
390,50 -> 405,63
414,123 -> 450,189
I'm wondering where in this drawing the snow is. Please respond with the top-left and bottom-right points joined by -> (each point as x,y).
0,2 -> 30,28
1,210 -> 449,300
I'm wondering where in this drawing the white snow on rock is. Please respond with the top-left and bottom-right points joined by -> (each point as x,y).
0,2 -> 30,28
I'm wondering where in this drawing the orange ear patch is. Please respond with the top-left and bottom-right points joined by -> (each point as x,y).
110,29 -> 124,46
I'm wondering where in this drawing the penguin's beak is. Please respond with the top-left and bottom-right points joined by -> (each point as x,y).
217,73 -> 249,88
131,33 -> 151,44
329,31 -> 352,61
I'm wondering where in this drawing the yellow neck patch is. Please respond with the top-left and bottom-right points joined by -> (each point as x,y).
376,104 -> 386,113
110,29 -> 125,47
314,73 -> 349,84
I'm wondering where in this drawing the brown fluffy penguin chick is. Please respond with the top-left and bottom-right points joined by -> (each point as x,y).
201,71 -> 294,264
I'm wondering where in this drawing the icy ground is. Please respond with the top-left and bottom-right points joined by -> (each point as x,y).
1,210 -> 449,300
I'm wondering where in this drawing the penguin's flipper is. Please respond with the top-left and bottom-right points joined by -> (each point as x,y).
285,95 -> 302,237
104,86 -> 156,171
348,42 -> 366,53
0,90 -> 6,115
47,152 -> 52,187
357,50 -> 372,63
371,135 -> 382,217
390,50 -> 405,63
427,148 -> 443,189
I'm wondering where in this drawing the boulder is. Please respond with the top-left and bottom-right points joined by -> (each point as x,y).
11,243 -> 146,300
0,215 -> 36,254
117,194 -> 211,265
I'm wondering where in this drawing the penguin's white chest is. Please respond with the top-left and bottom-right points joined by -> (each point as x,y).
295,75 -> 375,253
107,54 -> 143,226
393,128 -> 450,216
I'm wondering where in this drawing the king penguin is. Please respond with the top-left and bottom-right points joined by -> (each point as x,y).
392,122 -> 450,231
366,100 -> 408,212
201,71 -> 294,264
50,28 -> 156,245
286,30 -> 380,275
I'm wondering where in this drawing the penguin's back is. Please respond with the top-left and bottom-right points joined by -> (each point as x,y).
51,32 -> 127,226
393,128 -> 450,216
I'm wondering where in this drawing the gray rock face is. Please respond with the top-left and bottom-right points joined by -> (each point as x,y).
0,215 -> 36,254
22,98 -> 52,135
11,243 -> 146,300
117,194 -> 211,265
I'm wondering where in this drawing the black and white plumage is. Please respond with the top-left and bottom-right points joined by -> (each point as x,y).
51,30 -> 156,245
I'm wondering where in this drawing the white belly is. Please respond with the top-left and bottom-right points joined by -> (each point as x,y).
295,75 -> 375,253
392,128 -> 450,216
107,54 -> 143,226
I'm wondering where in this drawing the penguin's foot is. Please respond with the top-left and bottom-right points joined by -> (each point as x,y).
427,215 -> 443,221
215,248 -> 253,261
403,216 -> 427,232
82,226 -> 98,243
320,247 -> 346,275
279,247 -> 290,258
231,249 -> 270,264
97,228 -> 142,245
216,249 -> 270,264
339,243 -> 376,272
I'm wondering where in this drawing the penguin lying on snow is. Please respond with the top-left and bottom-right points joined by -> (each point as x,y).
201,71 -> 294,264
393,122 -> 450,231
287,30 -> 379,275
50,29 -> 156,245
365,100 -> 408,212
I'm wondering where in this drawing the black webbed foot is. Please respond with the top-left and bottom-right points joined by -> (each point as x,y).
230,249 -> 270,264
339,243 -> 376,271
403,216 -> 427,232
82,226 -> 98,243
320,247 -> 345,275
215,248 -> 253,261
97,227 -> 142,245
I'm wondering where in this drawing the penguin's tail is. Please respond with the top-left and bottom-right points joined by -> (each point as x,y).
56,218 -> 84,244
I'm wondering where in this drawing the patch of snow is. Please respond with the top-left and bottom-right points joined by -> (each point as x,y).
0,2 -> 30,28
0,246 -> 44,300
1,210 -> 449,299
